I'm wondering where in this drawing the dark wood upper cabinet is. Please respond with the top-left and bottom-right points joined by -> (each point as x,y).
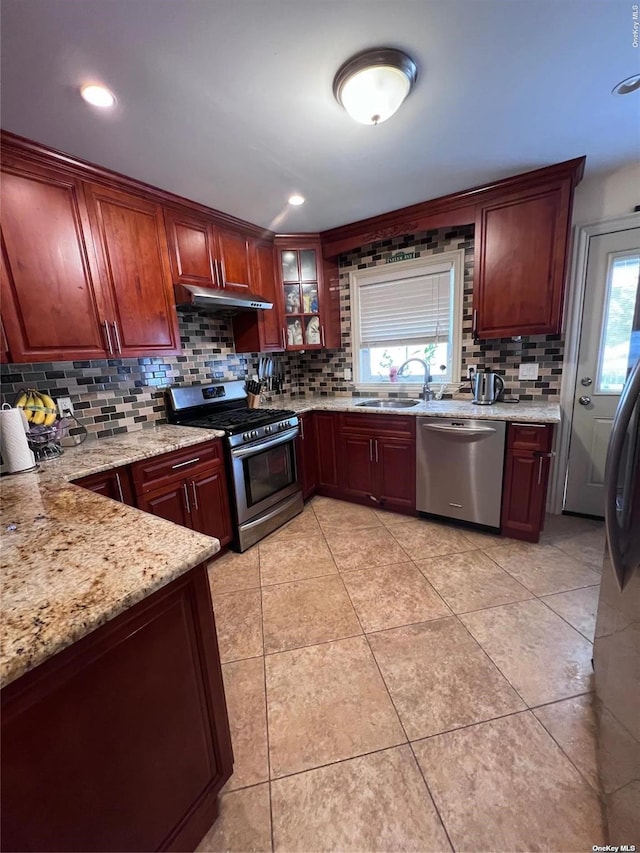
85,184 -> 181,357
232,239 -> 284,352
274,235 -> 341,351
0,160 -> 109,362
164,210 -> 218,287
217,226 -> 251,291
474,169 -> 579,339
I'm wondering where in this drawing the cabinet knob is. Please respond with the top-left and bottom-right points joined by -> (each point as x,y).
578,395 -> 592,406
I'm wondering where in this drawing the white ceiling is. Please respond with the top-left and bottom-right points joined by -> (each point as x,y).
1,1 -> 638,232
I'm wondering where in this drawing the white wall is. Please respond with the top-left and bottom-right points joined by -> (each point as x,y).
572,162 -> 640,225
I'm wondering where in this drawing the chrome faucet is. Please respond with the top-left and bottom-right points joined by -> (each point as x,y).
397,358 -> 434,402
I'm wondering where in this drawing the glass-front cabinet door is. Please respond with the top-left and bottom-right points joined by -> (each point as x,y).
279,244 -> 323,349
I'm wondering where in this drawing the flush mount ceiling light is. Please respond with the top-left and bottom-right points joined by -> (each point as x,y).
333,47 -> 417,125
612,74 -> 640,95
80,83 -> 116,108
288,194 -> 305,206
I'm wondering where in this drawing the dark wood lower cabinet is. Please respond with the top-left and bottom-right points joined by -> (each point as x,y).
376,436 -> 416,512
73,465 -> 135,505
501,422 -> 554,541
314,412 -> 340,493
295,412 -> 319,499
0,563 -> 233,852
137,481 -> 192,528
190,468 -> 233,547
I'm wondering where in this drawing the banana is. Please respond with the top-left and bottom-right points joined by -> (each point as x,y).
43,411 -> 57,427
15,391 -> 29,410
31,390 -> 58,427
37,391 -> 57,413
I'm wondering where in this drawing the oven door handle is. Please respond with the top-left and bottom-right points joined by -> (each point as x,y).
230,427 -> 299,458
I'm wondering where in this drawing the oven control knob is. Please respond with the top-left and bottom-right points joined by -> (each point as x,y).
265,425 -> 271,433
243,432 -> 249,440
252,430 -> 258,438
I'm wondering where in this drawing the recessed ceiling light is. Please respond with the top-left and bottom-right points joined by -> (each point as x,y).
80,84 -> 116,108
612,74 -> 640,95
288,194 -> 305,206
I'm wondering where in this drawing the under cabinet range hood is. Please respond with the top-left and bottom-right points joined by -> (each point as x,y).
173,284 -> 273,313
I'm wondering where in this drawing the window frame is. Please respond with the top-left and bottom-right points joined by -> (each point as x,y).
349,250 -> 465,391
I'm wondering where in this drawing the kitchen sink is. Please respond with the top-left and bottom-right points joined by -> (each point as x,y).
355,399 -> 420,408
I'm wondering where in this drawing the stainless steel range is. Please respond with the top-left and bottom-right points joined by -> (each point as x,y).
166,381 -> 302,551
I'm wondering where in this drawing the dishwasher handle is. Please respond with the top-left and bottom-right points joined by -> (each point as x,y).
421,423 -> 497,435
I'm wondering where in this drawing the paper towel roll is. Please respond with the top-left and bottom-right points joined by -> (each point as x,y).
0,407 -> 36,473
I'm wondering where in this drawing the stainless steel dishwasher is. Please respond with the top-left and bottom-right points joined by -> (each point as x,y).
416,418 -> 506,528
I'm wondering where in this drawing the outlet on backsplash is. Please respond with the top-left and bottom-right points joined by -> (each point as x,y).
519,363 -> 540,380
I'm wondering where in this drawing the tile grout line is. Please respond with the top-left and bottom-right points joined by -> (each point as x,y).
257,546 -> 276,853
334,556 -> 456,852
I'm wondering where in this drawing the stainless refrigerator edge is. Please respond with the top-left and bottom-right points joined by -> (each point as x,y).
594,355 -> 640,843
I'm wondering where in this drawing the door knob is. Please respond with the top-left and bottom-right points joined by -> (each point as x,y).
580,377 -> 592,386
578,396 -> 592,406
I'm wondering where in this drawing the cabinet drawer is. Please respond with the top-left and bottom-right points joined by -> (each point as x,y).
340,413 -> 416,438
131,440 -> 222,493
507,422 -> 553,452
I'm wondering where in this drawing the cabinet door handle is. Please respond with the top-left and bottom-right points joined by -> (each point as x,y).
321,325 -> 326,347
114,471 -> 124,503
183,482 -> 191,514
102,320 -> 113,355
191,480 -> 199,512
112,321 -> 122,354
534,451 -> 555,485
300,418 -> 305,440
281,328 -> 287,350
375,439 -> 379,463
472,309 -> 478,340
219,257 -> 227,288
171,456 -> 200,469
369,438 -> 373,462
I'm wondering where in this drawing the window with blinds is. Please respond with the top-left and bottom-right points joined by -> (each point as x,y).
350,252 -> 464,386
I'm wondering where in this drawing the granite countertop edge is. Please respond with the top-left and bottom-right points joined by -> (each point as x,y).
0,425 -> 225,689
266,396 -> 562,424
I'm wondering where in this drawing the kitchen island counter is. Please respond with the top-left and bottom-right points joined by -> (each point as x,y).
0,425 -> 224,688
264,396 -> 561,423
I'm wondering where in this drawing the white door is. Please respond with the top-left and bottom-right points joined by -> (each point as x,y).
564,227 -> 640,516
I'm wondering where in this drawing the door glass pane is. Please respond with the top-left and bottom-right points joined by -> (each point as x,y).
281,250 -> 299,282
597,254 -> 640,393
299,249 -> 317,281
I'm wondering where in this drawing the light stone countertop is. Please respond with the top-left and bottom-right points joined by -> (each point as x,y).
264,395 -> 561,424
0,425 -> 225,689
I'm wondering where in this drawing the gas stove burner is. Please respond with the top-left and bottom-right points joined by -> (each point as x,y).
187,408 -> 296,434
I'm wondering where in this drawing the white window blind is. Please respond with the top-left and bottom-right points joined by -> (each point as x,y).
358,272 -> 452,348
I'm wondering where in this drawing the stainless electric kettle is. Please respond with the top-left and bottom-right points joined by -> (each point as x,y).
472,368 -> 505,405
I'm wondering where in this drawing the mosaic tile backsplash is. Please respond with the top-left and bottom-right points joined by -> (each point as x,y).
1,225 -> 565,436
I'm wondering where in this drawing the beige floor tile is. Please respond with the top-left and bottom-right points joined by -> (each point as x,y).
541,585 -> 601,640
264,507 -> 322,542
325,525 -> 410,570
461,599 -> 594,706
266,636 -> 405,777
533,695 -> 600,790
213,588 -> 263,663
540,513 -> 602,543
221,657 -> 269,791
415,550 -> 532,613
271,745 -> 451,852
341,562 -> 451,632
313,498 -> 383,532
373,508 -> 416,526
208,547 -> 260,594
458,527 -> 516,549
259,534 -> 337,586
553,528 -> 606,571
368,618 -> 524,739
483,541 -> 602,595
262,575 -> 361,653
413,711 -> 605,852
388,519 -> 474,559
196,783 -> 272,853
